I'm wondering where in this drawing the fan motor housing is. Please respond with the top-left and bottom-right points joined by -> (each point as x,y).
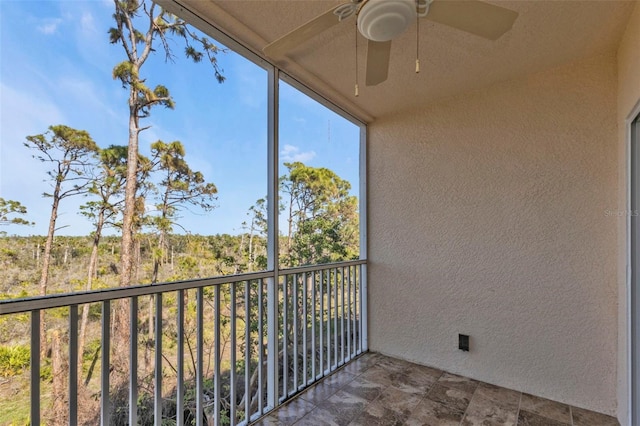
357,0 -> 417,42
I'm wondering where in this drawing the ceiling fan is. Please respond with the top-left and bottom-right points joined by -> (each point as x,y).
263,0 -> 518,87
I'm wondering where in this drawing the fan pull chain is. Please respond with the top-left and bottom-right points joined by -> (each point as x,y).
416,12 -> 420,74
355,22 -> 359,97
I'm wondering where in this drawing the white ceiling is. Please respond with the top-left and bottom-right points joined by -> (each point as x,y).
173,0 -> 636,122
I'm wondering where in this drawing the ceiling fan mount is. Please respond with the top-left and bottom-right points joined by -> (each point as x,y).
263,0 -> 518,88
355,0 -> 430,42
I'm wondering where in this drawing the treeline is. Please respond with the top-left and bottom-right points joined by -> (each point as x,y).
0,233 -> 264,301
0,158 -> 359,300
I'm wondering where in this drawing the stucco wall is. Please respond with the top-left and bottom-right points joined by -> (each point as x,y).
368,53 -> 618,414
617,3 -> 640,424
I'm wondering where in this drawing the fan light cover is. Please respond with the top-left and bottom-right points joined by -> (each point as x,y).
357,0 -> 416,42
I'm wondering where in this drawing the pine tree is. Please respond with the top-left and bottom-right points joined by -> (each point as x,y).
24,125 -> 98,354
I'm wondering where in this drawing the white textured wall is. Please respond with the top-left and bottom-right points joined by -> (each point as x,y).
368,53 -> 618,414
617,3 -> 640,424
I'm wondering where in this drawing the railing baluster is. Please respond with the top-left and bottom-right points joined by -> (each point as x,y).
311,271 -> 316,381
357,268 -> 365,353
356,268 -> 362,353
293,273 -> 298,394
196,288 -> 204,426
214,285 -> 221,425
351,267 -> 356,354
351,265 -> 356,357
258,279 -> 264,414
230,282 -> 237,426
354,265 -> 358,354
154,293 -> 162,425
347,266 -> 352,360
354,265 -> 358,355
30,310 -> 40,426
329,269 -> 332,371
101,301 -> 110,425
130,297 -> 138,426
332,268 -> 340,370
355,265 -> 359,353
245,281 -> 251,423
362,263 -> 368,351
69,305 -> 78,425
177,290 -> 185,426
302,272 -> 307,388
282,275 -> 288,399
322,269 -> 331,374
266,275 -> 278,409
340,267 -> 345,365
319,270 -> 324,378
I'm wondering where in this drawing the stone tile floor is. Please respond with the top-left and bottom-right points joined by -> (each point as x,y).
253,352 -> 619,426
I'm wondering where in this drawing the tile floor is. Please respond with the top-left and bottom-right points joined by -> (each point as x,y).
253,352 -> 619,426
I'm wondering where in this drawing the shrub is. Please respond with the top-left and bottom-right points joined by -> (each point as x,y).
0,344 -> 30,376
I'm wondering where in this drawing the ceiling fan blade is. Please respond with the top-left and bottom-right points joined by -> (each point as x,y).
426,0 -> 518,40
263,7 -> 343,58
365,40 -> 391,86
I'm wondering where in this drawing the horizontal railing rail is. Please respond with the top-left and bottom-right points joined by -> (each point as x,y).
0,259 -> 366,315
0,259 -> 367,426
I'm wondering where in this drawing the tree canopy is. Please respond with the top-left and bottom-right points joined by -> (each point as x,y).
0,198 -> 32,227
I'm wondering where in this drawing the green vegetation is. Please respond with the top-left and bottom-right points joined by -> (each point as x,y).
0,345 -> 29,376
0,198 -> 33,229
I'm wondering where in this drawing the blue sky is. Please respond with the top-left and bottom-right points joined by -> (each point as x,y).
0,0 -> 360,237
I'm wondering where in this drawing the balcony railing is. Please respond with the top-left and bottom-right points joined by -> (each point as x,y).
0,259 -> 367,425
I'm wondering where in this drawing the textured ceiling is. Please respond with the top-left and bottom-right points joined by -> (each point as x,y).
172,0 -> 635,122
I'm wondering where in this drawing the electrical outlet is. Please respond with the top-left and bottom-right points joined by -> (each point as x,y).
459,334 -> 469,351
